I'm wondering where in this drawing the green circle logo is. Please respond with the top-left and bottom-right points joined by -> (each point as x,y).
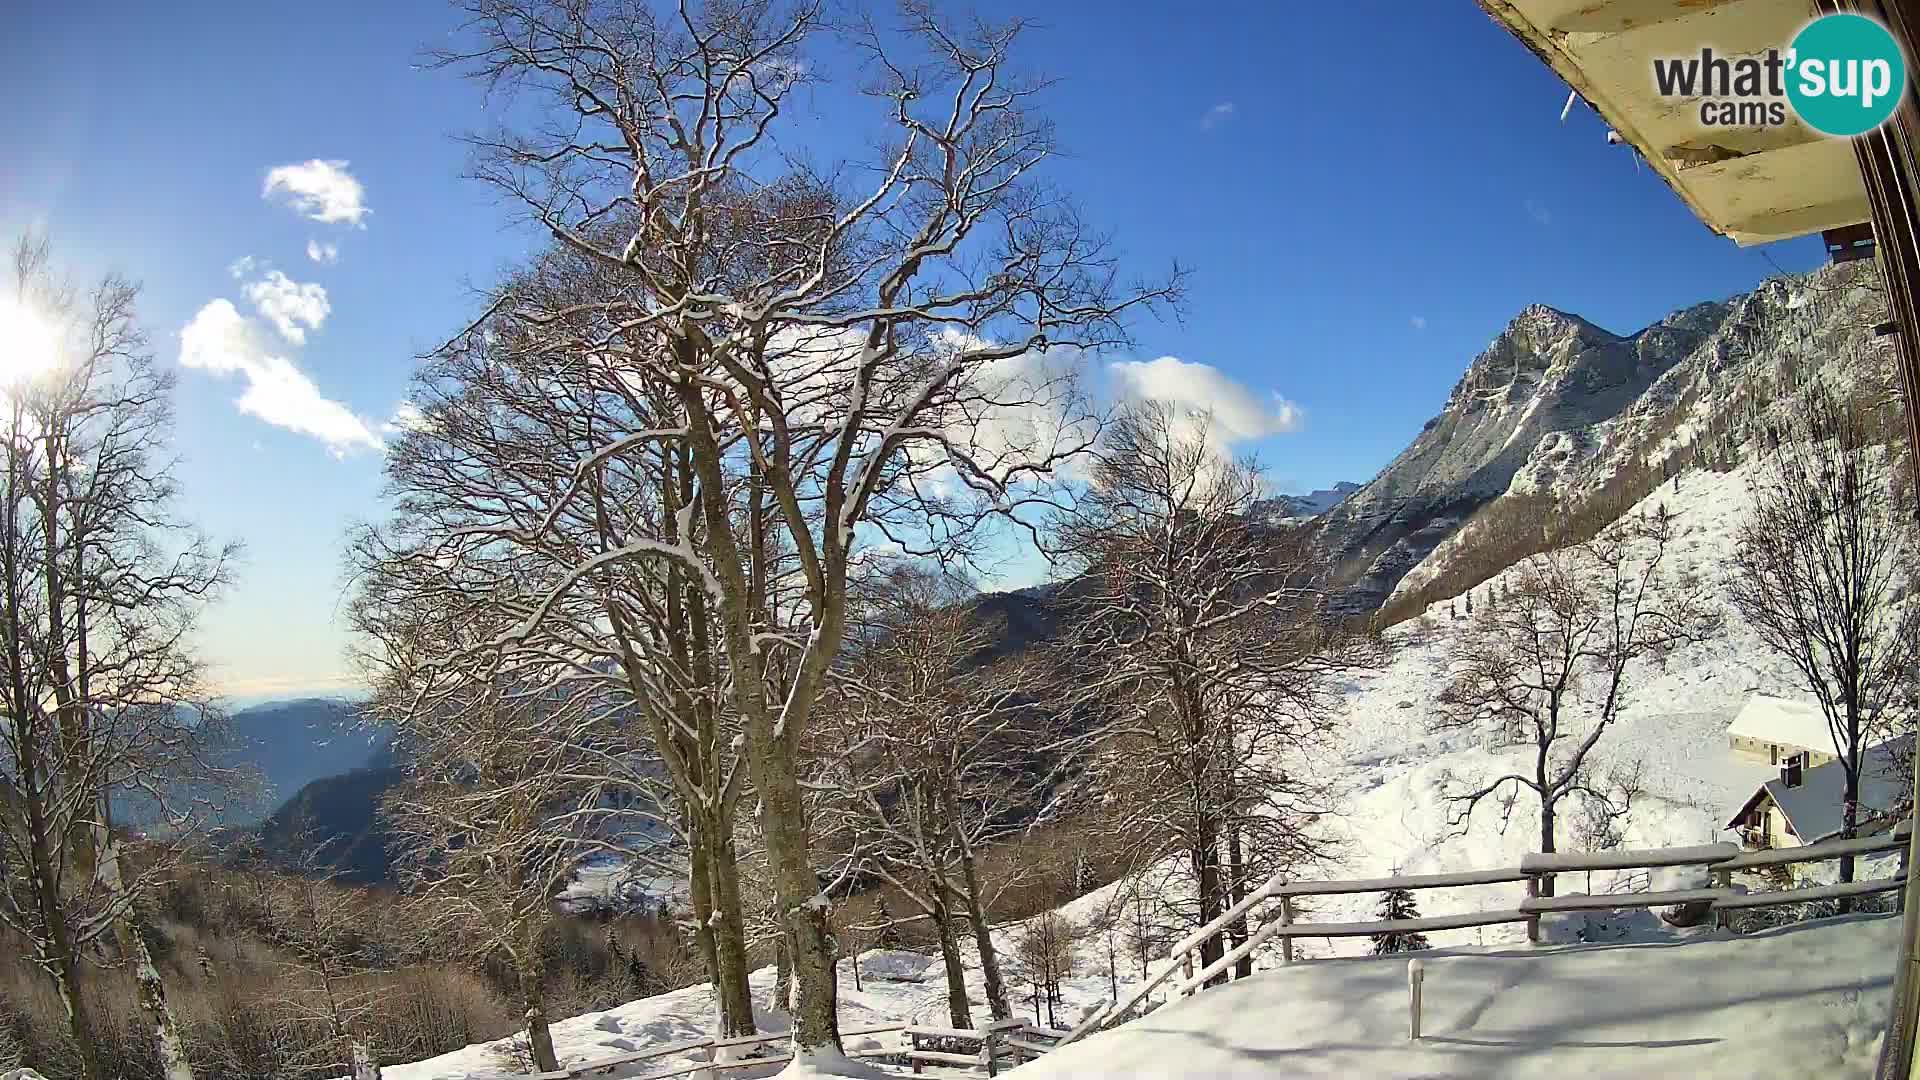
1787,14 -> 1907,137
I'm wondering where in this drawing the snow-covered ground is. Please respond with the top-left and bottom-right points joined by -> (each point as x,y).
1018,913 -> 1899,1079
1284,461 -> 1860,954
382,461 -> 1905,1077
381,896 -> 1140,1079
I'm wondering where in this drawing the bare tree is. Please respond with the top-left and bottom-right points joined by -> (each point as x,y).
1009,911 -> 1077,1029
1730,381 -> 1920,897
424,1 -> 1176,1059
378,680 -> 637,1074
349,244 -> 760,1036
0,236 -> 236,1080
822,566 -> 1038,1024
1052,402 -> 1354,982
271,830 -> 384,1079
1437,507 -> 1717,894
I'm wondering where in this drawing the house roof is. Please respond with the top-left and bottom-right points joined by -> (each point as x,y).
1726,734 -> 1914,844
1727,695 -> 1841,756
1476,0 -> 1872,245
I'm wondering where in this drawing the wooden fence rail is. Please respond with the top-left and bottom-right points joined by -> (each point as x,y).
1056,818 -> 1915,1050
501,1018 -> 1083,1079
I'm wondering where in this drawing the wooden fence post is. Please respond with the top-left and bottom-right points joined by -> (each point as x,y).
1281,895 -> 1295,965
1525,875 -> 1540,943
1711,866 -> 1732,929
1407,958 -> 1425,1041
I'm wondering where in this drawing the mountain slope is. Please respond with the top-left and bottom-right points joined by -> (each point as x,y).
1266,481 -> 1362,520
220,697 -> 387,824
1317,262 -> 1891,615
257,764 -> 405,883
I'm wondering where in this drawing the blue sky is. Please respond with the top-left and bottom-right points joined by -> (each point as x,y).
0,2 -> 1825,699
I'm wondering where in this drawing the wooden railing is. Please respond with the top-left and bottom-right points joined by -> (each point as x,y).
503,1017 -> 1073,1078
506,1022 -> 907,1079
1055,819 -> 1914,1049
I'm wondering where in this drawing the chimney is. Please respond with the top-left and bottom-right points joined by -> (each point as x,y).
1781,753 -> 1806,789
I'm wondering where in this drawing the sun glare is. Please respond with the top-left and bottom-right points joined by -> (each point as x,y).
0,296 -> 61,386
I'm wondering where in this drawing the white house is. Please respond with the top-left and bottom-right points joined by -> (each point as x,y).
1725,734 -> 1912,850
1726,695 -> 1840,768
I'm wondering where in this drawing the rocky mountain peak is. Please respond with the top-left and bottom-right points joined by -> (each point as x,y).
1316,261 -> 1886,615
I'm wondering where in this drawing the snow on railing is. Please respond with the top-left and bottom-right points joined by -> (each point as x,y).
1053,817 -> 1914,1049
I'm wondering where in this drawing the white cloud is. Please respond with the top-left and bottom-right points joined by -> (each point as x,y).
263,159 -> 369,226
241,270 -> 330,345
178,299 -> 383,456
228,255 -> 261,280
1411,315 -> 1428,331
306,239 -> 339,264
1107,356 -> 1302,442
1201,102 -> 1236,131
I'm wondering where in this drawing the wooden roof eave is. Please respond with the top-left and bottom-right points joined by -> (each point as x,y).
1476,0 -> 1873,246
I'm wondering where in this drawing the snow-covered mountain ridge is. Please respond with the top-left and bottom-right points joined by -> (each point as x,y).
1317,261 -> 1893,615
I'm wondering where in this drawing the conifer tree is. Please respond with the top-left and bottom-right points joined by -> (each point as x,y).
1370,888 -> 1431,955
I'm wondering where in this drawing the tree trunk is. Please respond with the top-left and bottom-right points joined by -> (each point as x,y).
675,357 -> 840,1055
771,933 -> 792,1015
130,923 -> 195,1080
957,843 -> 1011,1020
1538,800 -> 1557,899
1841,766 -> 1862,913
1226,824 -> 1251,980
1106,931 -> 1119,1000
688,834 -> 721,1003
21,764 -> 101,1080
1193,829 -> 1226,986
98,826 -> 195,1080
934,907 -> 972,1029
707,832 -> 757,1036
49,952 -> 102,1080
517,957 -> 560,1073
744,727 -> 840,1051
929,869 -> 973,1028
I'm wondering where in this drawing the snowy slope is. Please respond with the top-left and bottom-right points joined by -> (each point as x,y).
1297,460 -> 1848,952
377,932 -> 1129,1080
1015,913 -> 1899,1079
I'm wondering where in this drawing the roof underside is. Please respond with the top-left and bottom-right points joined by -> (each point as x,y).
1480,0 -> 1870,245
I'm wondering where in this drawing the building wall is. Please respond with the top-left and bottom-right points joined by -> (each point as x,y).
1734,799 -> 1803,850
1728,734 -> 1835,769
1769,806 -> 1800,849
